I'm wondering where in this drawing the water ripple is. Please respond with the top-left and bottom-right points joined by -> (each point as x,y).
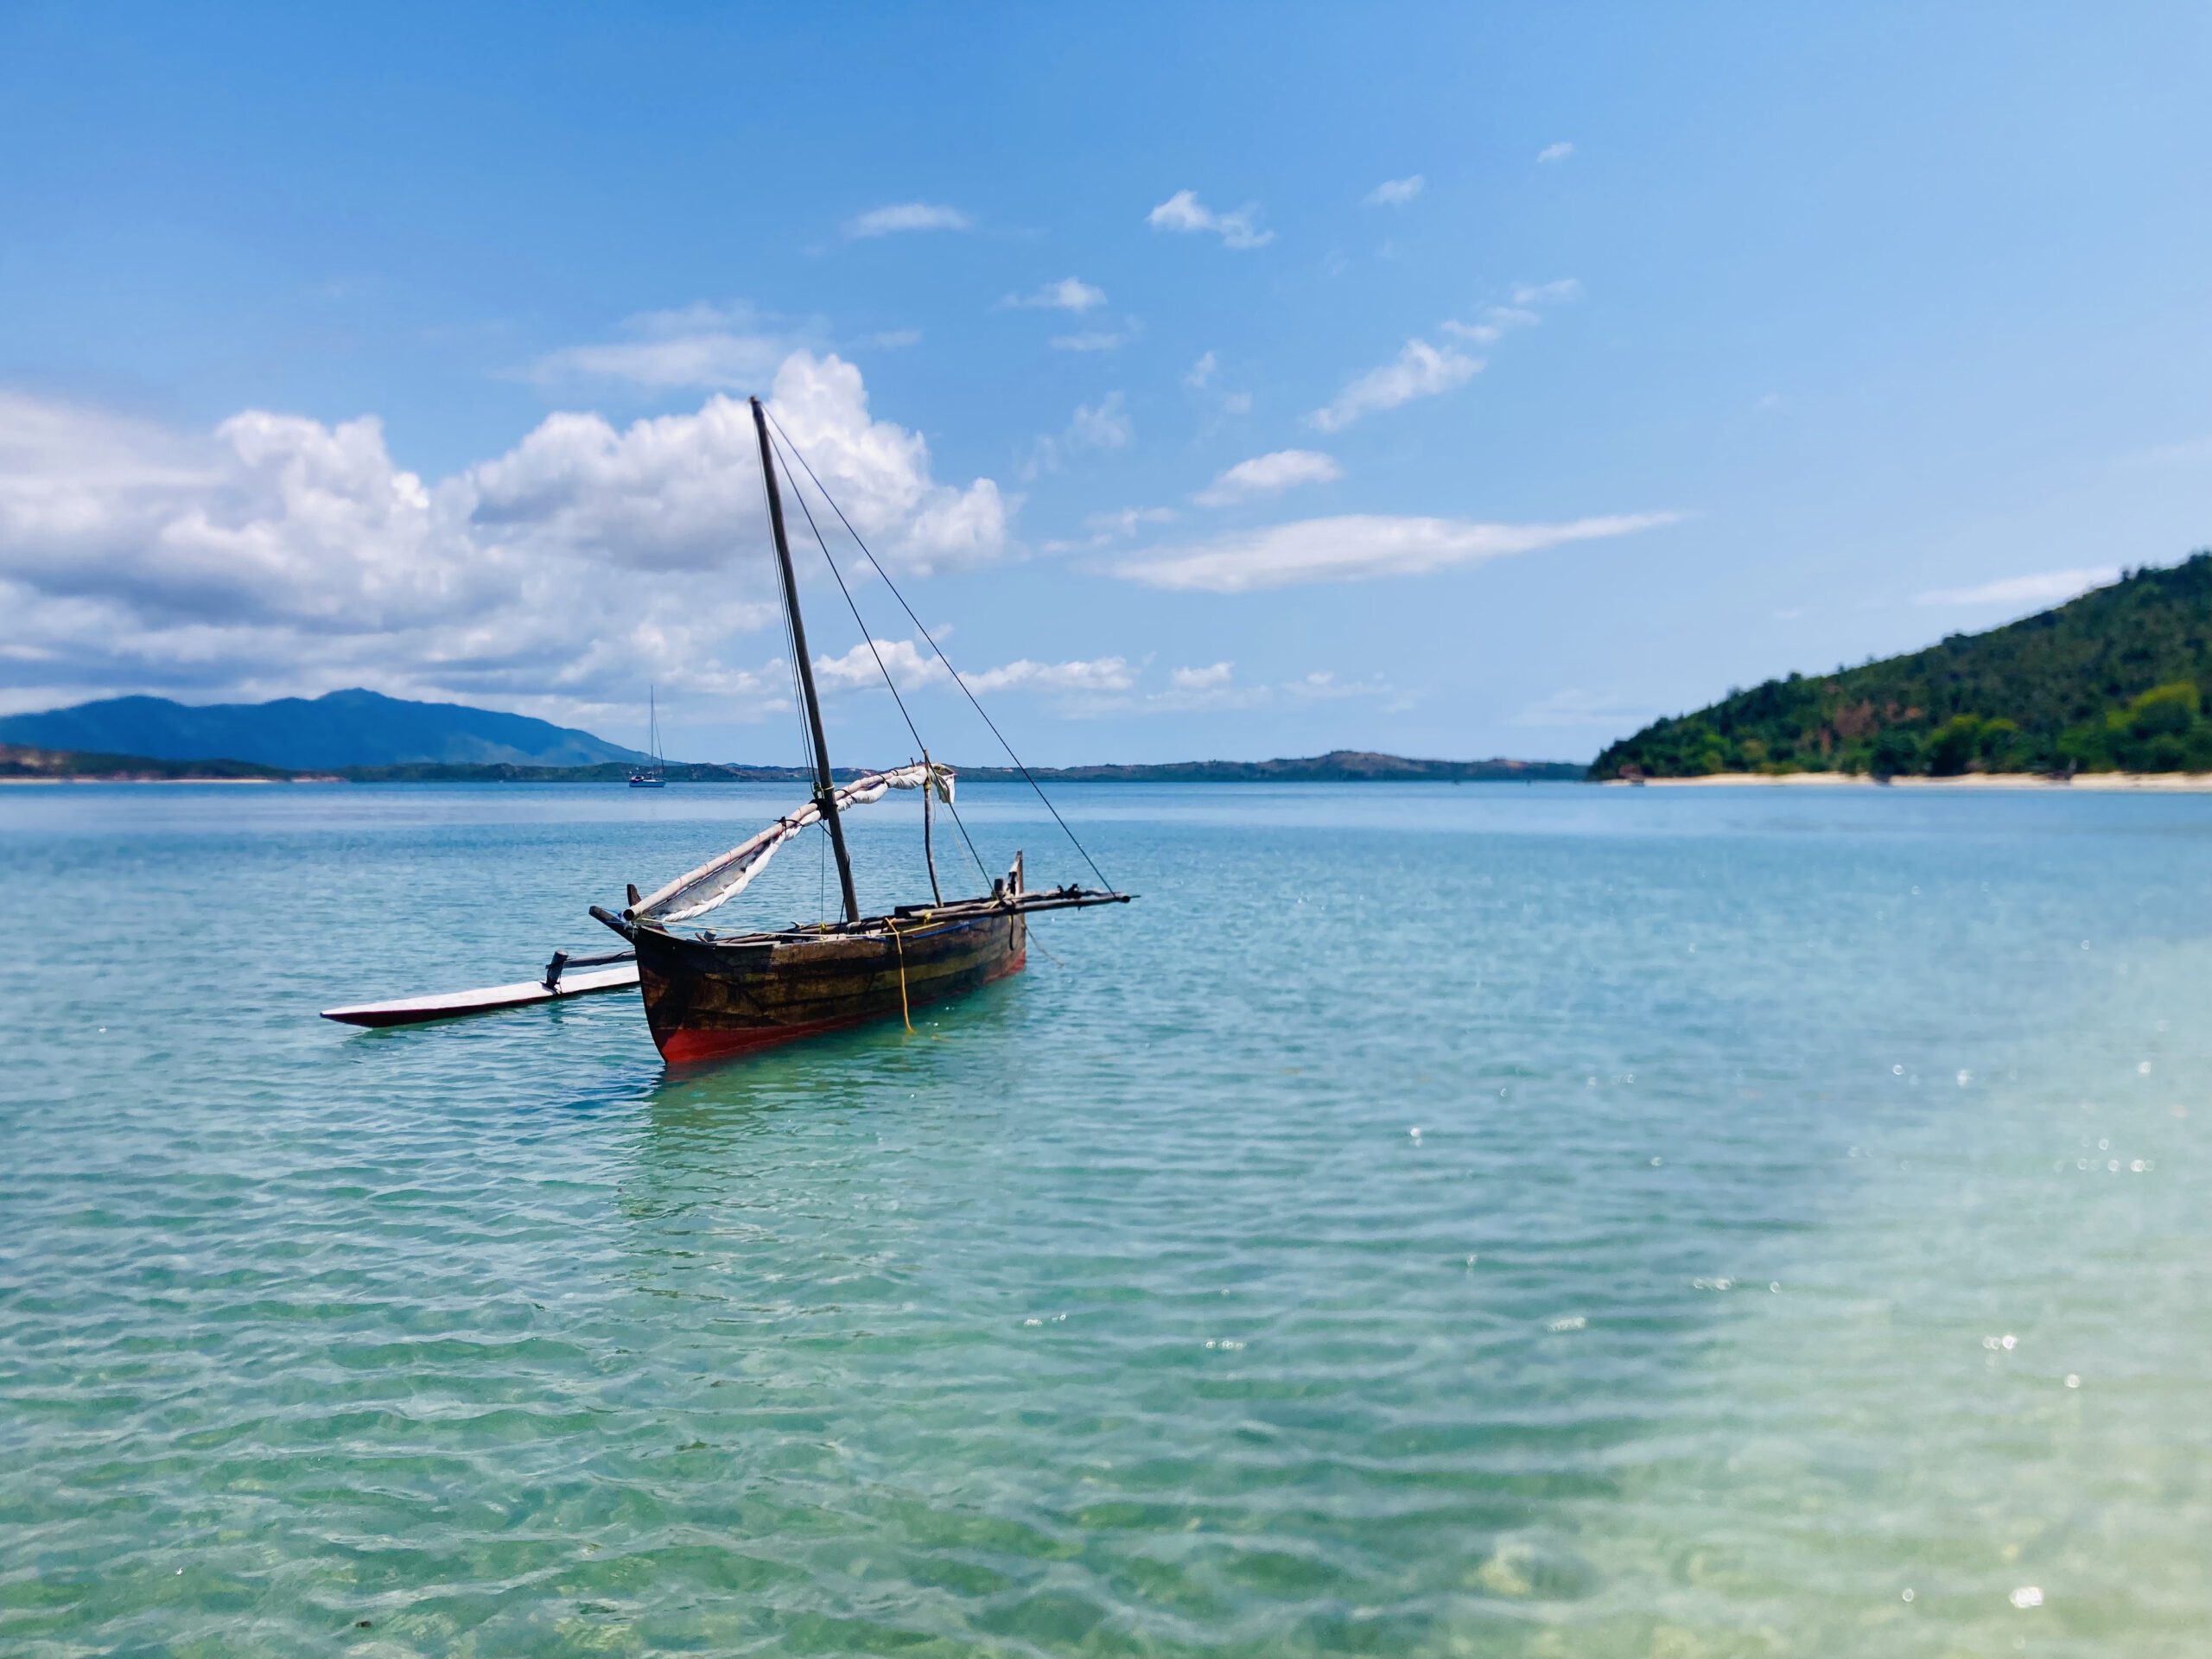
3,783 -> 2209,1654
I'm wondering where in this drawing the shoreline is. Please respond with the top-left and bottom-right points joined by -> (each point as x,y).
1609,771 -> 2212,791
11,770 -> 2212,792
0,776 -> 342,786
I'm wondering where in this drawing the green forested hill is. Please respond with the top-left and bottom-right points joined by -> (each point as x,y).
1591,553 -> 2212,779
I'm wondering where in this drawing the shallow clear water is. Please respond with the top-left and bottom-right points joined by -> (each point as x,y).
2,781 -> 2207,1656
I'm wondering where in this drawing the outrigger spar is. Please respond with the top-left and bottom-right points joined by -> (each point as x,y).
588,395 -> 1130,1064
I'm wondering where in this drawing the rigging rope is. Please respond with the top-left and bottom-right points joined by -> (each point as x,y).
766,429 -> 995,887
762,405 -> 1116,894
890,922 -> 914,1033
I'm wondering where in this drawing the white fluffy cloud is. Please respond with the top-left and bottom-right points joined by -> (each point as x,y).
1511,278 -> 1582,306
1438,282 -> 1575,349
0,392 -> 467,633
1169,662 -> 1233,691
469,352 -> 1004,575
1537,142 -> 1575,163
1051,327 -> 1135,353
1308,340 -> 1480,432
811,637 -> 1135,697
1112,512 -> 1680,594
1914,569 -> 2118,607
0,353 -> 1009,715
803,644 -> 1380,721
1068,393 -> 1132,451
1193,449 -> 1343,507
1146,189 -> 1273,249
1311,283 -> 1579,430
810,637 -> 946,691
1026,393 -> 1133,480
1367,175 -> 1426,206
845,202 -> 972,238
968,655 -> 1135,694
524,302 -> 801,391
1079,661 -> 1400,718
1001,277 -> 1106,313
1084,505 -> 1177,541
753,352 -> 1008,569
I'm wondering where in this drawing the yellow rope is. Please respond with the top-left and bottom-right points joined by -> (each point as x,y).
890,922 -> 913,1033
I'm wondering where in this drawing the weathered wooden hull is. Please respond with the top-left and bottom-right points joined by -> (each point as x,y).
631,907 -> 1026,1064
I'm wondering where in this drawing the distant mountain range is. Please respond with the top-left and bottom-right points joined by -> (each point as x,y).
0,689 -> 647,770
1592,552 -> 2212,778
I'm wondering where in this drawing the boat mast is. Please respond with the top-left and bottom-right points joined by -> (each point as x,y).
751,395 -> 861,924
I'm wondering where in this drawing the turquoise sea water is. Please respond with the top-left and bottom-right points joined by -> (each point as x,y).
2,780 -> 2208,1657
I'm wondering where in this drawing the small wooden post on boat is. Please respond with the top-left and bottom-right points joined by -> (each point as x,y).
753,395 -> 861,925
921,747 -> 944,905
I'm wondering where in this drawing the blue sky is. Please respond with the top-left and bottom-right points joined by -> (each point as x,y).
2,3 -> 2209,766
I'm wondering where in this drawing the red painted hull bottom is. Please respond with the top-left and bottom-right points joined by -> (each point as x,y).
654,945 -> 1026,1065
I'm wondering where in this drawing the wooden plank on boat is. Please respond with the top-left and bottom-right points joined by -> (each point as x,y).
320,963 -> 640,1028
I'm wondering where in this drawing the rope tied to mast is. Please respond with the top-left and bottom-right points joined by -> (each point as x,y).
761,404 -> 1117,895
766,427 -> 996,891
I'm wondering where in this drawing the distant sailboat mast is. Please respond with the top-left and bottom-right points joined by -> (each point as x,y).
629,686 -> 667,787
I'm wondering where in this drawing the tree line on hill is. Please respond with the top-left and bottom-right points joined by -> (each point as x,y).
1592,553 -> 2212,779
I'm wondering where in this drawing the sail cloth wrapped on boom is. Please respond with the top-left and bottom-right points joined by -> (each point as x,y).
631,763 -> 954,925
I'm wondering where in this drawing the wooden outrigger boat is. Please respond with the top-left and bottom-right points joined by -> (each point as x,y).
588,396 -> 1129,1064
589,847 -> 1122,1063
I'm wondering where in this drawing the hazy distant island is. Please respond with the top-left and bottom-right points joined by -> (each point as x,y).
0,688 -> 646,771
3,744 -> 1584,786
0,688 -> 1579,784
1593,552 -> 2212,781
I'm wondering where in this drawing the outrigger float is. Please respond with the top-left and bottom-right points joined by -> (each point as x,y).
321,951 -> 639,1027
322,395 -> 1131,1058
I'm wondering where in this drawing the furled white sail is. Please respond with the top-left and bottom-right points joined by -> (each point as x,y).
632,763 -> 954,925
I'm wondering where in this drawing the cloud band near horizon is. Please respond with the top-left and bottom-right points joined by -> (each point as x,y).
1112,512 -> 1682,594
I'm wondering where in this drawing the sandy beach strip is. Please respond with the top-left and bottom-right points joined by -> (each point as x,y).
0,775 -> 329,786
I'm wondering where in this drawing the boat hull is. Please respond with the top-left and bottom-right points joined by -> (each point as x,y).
631,907 -> 1026,1064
